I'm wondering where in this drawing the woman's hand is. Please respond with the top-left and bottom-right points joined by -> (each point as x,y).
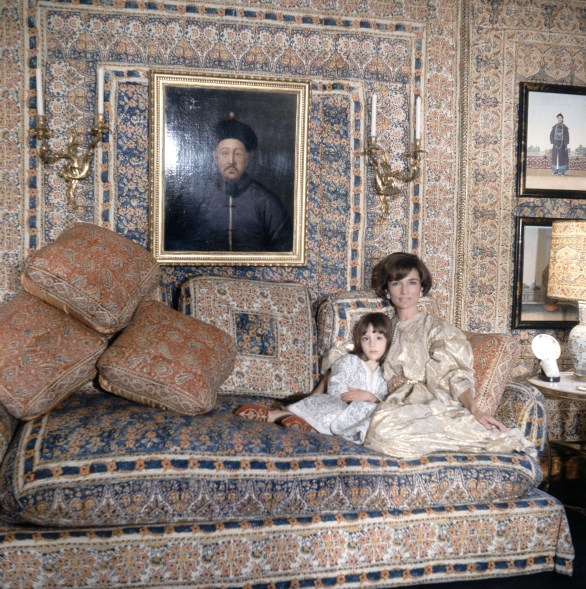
341,388 -> 379,403
458,389 -> 508,432
470,407 -> 508,432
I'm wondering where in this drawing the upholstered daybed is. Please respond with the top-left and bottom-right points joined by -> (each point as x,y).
0,223 -> 574,588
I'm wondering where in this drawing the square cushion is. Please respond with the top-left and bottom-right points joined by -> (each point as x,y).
0,291 -> 108,420
317,291 -> 516,416
21,222 -> 161,335
97,301 -> 237,415
180,277 -> 317,398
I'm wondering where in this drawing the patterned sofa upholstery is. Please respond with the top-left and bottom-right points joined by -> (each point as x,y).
0,273 -> 575,588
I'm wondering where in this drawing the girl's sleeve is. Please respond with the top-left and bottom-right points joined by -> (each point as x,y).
426,319 -> 475,403
374,371 -> 388,401
320,340 -> 354,374
327,355 -> 354,399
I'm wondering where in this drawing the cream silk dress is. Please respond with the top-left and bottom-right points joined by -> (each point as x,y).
287,353 -> 387,443
363,313 -> 536,459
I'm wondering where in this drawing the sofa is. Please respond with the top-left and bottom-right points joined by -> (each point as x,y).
0,223 -> 574,588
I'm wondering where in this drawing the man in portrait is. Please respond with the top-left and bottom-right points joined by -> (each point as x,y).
550,113 -> 570,176
165,114 -> 293,253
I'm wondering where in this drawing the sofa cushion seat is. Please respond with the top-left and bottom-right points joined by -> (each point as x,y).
0,385 -> 542,528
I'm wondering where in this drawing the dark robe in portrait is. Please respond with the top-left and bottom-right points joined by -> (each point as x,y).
166,173 -> 293,252
549,122 -> 570,174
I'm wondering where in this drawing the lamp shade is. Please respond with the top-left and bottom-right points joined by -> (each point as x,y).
547,220 -> 586,302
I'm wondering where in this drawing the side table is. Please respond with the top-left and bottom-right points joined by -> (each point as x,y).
528,372 -> 586,496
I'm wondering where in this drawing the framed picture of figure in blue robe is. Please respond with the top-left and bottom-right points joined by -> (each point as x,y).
149,70 -> 310,265
517,82 -> 586,198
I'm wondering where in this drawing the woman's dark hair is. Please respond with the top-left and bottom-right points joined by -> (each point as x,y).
372,252 -> 433,299
351,312 -> 393,364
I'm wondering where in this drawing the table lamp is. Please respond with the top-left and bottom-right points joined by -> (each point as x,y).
547,220 -> 586,381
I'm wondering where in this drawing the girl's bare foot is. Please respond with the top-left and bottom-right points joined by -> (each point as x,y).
267,409 -> 293,423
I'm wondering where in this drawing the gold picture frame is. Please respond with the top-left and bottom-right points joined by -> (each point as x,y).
149,70 -> 310,265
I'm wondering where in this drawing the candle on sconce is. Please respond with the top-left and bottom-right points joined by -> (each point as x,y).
36,67 -> 44,116
97,66 -> 105,116
370,93 -> 377,137
415,95 -> 421,141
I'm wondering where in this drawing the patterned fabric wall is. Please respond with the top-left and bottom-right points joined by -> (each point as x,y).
0,1 -> 22,300
463,0 -> 586,371
0,0 -> 585,375
15,0 -> 427,305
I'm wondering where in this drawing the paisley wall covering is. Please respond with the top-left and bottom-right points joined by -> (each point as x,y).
0,0 -> 585,374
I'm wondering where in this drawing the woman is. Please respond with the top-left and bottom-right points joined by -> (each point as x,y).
363,252 -> 535,459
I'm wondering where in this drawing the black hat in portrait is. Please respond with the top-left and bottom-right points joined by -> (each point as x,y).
216,114 -> 258,151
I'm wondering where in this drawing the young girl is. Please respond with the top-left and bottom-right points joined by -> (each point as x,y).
235,312 -> 392,444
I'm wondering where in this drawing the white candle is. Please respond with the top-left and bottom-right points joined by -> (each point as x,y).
97,66 -> 104,115
36,67 -> 44,116
370,93 -> 377,137
415,95 -> 421,140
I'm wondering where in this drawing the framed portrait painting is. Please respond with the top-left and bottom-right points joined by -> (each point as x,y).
516,82 -> 586,198
512,216 -> 579,329
149,70 -> 310,265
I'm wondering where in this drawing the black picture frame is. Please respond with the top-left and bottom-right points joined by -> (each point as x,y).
149,70 -> 310,265
516,82 -> 586,198
512,216 -> 579,329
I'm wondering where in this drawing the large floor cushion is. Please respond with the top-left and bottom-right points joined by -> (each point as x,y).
21,222 -> 161,335
0,385 -> 542,528
0,291 -> 109,421
180,276 -> 318,398
97,301 -> 236,415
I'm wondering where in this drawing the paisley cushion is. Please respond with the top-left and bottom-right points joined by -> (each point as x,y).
97,301 -> 236,415
21,222 -> 161,335
465,332 -> 520,416
0,385 -> 542,528
0,291 -> 108,420
180,276 -> 317,398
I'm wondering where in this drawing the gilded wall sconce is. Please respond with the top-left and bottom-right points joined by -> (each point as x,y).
364,94 -> 425,221
33,66 -> 109,211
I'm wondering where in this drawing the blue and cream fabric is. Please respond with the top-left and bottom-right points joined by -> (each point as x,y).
0,489 -> 574,587
0,384 -> 542,528
180,276 -> 318,398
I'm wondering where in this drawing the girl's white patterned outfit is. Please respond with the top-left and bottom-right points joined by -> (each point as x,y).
287,353 -> 387,444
